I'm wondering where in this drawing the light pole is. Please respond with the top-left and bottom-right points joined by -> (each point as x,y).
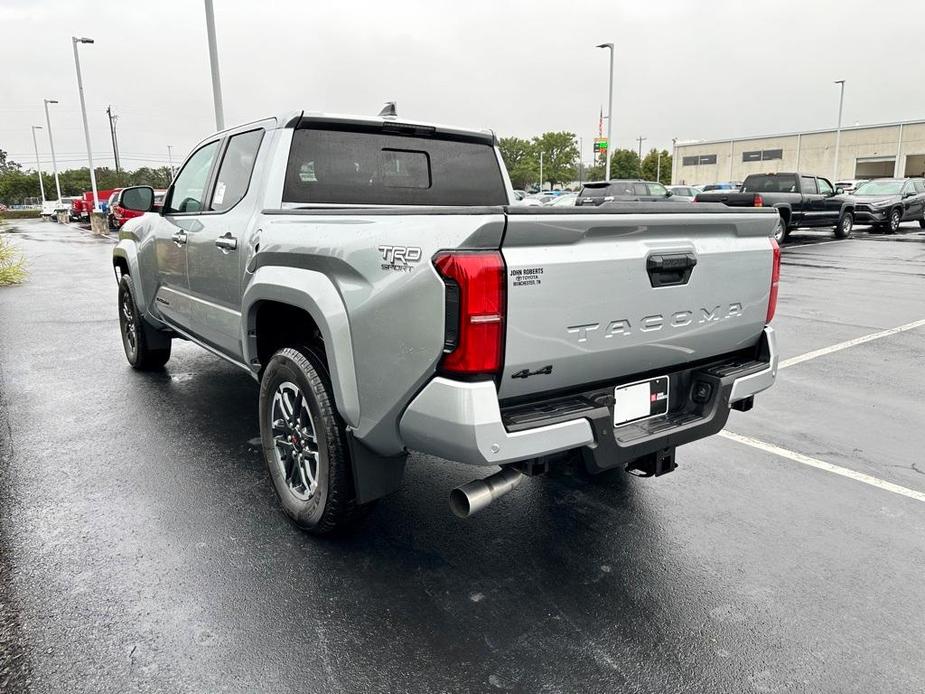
539,151 -> 544,192
671,137 -> 678,184
833,79 -> 846,182
204,0 -> 225,131
578,136 -> 583,186
30,126 -> 46,204
43,99 -> 63,203
656,151 -> 661,183
636,136 -> 646,176
596,43 -> 614,181
167,145 -> 175,177
72,36 -> 100,212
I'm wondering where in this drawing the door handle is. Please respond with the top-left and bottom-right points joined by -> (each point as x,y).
215,232 -> 238,252
171,230 -> 188,246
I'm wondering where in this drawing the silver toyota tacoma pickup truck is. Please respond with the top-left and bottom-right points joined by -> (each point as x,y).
113,110 -> 781,534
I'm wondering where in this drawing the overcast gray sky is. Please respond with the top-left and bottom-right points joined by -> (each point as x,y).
2,0 -> 924,172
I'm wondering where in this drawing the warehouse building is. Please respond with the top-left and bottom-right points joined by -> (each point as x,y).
672,119 -> 925,186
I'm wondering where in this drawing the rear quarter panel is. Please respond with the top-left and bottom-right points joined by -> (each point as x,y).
247,210 -> 506,454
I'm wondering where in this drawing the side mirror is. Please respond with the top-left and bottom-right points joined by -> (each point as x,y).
665,190 -> 673,197
835,187 -> 845,195
903,191 -> 915,199
121,186 -> 155,212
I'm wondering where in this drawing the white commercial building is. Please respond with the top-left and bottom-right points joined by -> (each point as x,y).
672,119 -> 925,186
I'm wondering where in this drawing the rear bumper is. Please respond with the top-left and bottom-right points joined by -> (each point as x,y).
400,327 -> 778,468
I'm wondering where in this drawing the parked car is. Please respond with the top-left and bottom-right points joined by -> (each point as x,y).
845,178 -> 925,233
695,172 -> 855,242
834,179 -> 868,194
511,189 -> 527,201
576,179 -> 681,206
701,182 -> 741,192
112,110 -> 779,534
109,188 -> 166,229
668,185 -> 702,201
545,192 -> 578,206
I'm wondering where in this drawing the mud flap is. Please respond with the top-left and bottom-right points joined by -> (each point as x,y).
347,433 -> 407,504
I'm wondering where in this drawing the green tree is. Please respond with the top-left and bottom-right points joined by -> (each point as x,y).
583,163 -> 605,182
0,149 -> 22,174
609,148 -> 641,179
498,137 -> 537,189
532,131 -> 578,189
641,149 -> 672,184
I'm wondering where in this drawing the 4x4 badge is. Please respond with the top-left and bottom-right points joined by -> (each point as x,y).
512,365 -> 553,379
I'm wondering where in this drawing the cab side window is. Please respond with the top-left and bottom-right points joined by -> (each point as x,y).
166,141 -> 220,214
801,176 -> 817,194
211,130 -> 264,211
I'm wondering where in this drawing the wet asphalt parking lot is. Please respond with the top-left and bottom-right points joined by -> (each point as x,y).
1,218 -> 924,693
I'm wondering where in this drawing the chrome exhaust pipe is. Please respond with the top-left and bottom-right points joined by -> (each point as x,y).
449,467 -> 525,518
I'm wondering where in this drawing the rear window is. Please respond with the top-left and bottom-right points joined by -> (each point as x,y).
742,175 -> 798,193
283,128 -> 506,206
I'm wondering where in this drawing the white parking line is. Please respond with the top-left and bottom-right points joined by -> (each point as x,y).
719,430 -> 925,504
779,318 -> 925,369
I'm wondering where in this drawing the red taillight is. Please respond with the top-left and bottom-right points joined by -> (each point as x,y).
754,193 -> 764,207
434,251 -> 505,375
766,238 -> 781,323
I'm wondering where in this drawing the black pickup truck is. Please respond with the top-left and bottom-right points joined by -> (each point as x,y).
694,173 -> 855,242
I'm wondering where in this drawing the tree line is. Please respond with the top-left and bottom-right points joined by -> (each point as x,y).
1,134 -> 674,205
0,148 -> 172,206
498,134 -> 672,190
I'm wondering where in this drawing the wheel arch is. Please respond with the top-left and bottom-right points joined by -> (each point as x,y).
773,203 -> 792,227
242,266 -> 361,428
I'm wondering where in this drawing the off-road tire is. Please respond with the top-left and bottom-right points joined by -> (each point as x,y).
834,211 -> 854,239
258,347 -> 372,535
118,275 -> 171,370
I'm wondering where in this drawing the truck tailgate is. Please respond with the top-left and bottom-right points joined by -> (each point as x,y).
499,207 -> 779,400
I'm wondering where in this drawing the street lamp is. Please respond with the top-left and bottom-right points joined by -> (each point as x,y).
72,36 -> 100,212
204,0 -> 225,131
30,126 -> 46,204
539,151 -> 544,192
43,99 -> 63,203
596,43 -> 614,181
833,80 -> 846,182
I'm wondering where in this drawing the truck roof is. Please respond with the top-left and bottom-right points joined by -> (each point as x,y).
198,110 -> 496,148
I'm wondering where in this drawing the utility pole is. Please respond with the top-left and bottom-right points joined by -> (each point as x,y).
167,145 -> 175,178
656,151 -> 661,184
204,0 -> 225,131
833,80 -> 846,182
106,106 -> 121,172
637,136 -> 646,175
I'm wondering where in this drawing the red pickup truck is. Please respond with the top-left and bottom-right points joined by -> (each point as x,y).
70,190 -> 119,222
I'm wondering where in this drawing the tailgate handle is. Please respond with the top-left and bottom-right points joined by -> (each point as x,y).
646,253 -> 697,287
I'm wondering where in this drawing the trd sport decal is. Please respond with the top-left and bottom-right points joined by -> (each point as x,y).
378,245 -> 422,272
